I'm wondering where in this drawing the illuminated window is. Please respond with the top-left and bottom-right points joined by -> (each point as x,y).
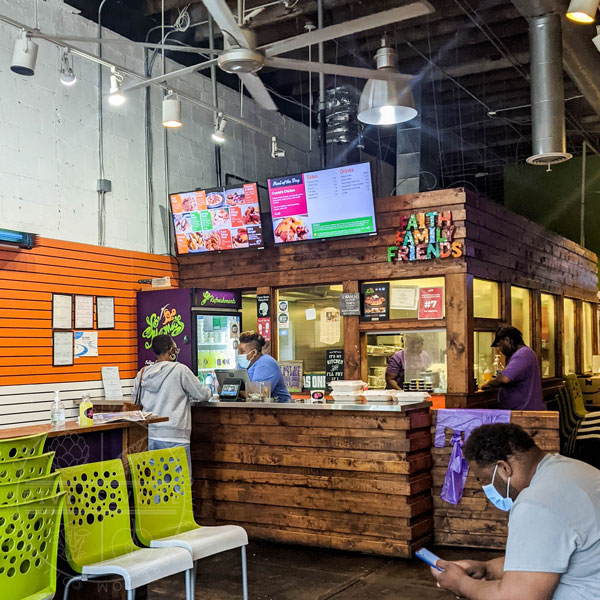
540,294 -> 556,378
511,287 -> 531,346
563,298 -> 576,374
474,331 -> 504,387
583,302 -> 594,373
473,279 -> 499,319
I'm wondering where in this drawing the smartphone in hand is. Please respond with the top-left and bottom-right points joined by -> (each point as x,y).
415,548 -> 444,571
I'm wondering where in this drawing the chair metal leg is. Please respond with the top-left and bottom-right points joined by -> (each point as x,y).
241,545 -> 248,600
192,562 -> 198,599
185,568 -> 194,600
127,589 -> 136,600
63,575 -> 85,600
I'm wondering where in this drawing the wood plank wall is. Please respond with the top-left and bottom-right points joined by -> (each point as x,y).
192,405 -> 434,557
0,237 -> 178,428
431,409 -> 560,549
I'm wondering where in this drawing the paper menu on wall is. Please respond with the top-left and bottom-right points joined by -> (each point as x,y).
391,286 -> 419,311
101,366 -> 123,401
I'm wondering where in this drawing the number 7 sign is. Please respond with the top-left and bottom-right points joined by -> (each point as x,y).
419,287 -> 444,320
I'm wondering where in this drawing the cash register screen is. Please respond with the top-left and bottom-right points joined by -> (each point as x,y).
220,383 -> 240,398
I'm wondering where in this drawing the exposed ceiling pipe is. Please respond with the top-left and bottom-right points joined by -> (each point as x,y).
526,13 -> 572,167
512,0 -> 600,119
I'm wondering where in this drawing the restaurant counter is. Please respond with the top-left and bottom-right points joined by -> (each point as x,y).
191,400 -> 433,557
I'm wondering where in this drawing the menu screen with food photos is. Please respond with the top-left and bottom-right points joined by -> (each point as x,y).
170,183 -> 263,254
267,162 -> 376,244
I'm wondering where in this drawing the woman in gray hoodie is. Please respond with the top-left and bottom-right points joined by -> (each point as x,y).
132,334 -> 211,470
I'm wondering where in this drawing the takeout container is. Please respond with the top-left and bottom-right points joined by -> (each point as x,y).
330,391 -> 366,404
390,390 -> 430,404
328,380 -> 367,393
362,390 -> 394,404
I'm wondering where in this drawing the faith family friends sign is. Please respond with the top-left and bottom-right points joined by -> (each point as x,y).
387,211 -> 464,263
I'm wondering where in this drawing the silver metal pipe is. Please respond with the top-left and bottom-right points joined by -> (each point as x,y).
528,13 -> 567,161
97,0 -> 110,247
581,140 -> 586,247
318,0 -> 325,167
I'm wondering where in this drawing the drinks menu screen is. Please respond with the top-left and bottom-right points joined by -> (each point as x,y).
170,183 -> 263,254
267,162 -> 376,244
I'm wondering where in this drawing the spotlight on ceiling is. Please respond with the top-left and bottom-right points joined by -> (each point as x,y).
162,91 -> 182,128
108,68 -> 126,106
358,38 -> 416,126
566,0 -> 599,23
271,137 -> 285,159
10,30 -> 38,76
211,113 -> 227,144
59,49 -> 76,86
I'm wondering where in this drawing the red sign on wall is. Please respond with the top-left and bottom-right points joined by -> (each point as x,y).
418,287 -> 443,320
257,317 -> 271,342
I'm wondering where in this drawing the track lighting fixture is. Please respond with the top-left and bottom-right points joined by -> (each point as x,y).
162,91 -> 182,128
271,137 -> 285,159
108,68 -> 126,106
211,113 -> 227,144
59,49 -> 76,86
566,0 -> 599,23
10,30 -> 38,76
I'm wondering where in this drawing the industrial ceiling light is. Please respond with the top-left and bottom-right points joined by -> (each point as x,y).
566,0 -> 599,23
358,38 -> 416,126
108,68 -> 126,106
10,30 -> 39,76
162,91 -> 182,128
59,49 -> 76,86
211,113 -> 227,144
271,136 -> 285,159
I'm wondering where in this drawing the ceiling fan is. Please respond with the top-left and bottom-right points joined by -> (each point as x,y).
119,0 -> 435,110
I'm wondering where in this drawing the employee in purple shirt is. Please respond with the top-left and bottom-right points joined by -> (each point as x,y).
385,336 -> 432,390
481,326 -> 545,410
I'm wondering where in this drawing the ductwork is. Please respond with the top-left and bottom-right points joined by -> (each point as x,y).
512,0 -> 600,132
526,13 -> 572,166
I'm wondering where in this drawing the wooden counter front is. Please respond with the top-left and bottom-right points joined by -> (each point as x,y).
191,402 -> 433,557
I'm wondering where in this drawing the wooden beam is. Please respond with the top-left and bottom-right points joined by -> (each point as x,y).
343,280 -> 360,380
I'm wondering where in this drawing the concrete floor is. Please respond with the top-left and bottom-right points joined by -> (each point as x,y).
149,541 -> 502,600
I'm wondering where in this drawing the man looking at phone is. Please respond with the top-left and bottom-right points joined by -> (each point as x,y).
430,423 -> 600,599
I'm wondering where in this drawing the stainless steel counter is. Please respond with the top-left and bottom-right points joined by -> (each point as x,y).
192,400 -> 431,412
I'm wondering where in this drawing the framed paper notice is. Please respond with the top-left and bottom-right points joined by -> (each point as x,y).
75,295 -> 94,329
96,296 -> 115,329
52,294 -> 73,330
53,331 -> 74,366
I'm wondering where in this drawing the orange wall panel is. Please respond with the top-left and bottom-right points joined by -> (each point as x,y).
0,237 -> 178,387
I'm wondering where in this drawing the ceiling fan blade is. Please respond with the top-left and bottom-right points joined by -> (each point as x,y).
202,0 -> 250,48
238,72 -> 278,111
264,57 -> 414,82
262,1 -> 434,57
120,58 -> 219,94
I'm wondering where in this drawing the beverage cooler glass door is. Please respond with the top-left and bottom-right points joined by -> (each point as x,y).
196,313 -> 241,392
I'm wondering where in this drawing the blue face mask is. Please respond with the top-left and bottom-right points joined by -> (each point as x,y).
482,464 -> 514,512
237,352 -> 253,369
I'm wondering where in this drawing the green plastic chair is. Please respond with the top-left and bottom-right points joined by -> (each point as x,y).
0,472 -> 60,506
58,458 -> 194,600
0,433 -> 47,462
565,375 -> 588,419
0,452 -> 55,484
0,491 -> 65,600
128,447 -> 248,599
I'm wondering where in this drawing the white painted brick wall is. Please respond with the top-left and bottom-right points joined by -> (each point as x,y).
0,0 -> 321,254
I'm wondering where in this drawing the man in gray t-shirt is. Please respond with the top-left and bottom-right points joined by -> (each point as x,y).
430,423 -> 600,599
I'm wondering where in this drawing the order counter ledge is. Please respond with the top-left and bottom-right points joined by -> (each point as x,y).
193,400 -> 431,412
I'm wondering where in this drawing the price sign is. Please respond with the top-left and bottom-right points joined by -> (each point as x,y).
418,287 -> 444,320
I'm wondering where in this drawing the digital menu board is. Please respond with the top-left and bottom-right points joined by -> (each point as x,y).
267,162 -> 376,244
170,183 -> 263,254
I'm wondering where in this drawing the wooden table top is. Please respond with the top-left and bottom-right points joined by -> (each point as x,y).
0,416 -> 168,440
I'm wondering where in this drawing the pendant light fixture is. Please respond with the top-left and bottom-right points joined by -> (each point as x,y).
108,68 -> 126,106
162,91 -> 182,128
566,0 -> 599,23
10,30 -> 38,76
358,38 -> 416,126
59,49 -> 76,86
211,113 -> 227,144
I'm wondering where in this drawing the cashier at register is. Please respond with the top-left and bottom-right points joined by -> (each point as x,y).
385,336 -> 432,390
238,331 -> 292,403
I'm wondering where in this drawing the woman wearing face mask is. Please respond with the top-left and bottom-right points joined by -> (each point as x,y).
132,334 -> 211,468
237,331 -> 292,403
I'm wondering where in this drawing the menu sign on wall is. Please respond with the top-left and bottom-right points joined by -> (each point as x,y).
170,183 -> 263,254
361,283 -> 389,322
339,293 -> 361,316
268,162 -> 376,244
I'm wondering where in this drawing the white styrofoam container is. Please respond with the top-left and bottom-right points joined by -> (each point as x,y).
329,380 -> 367,393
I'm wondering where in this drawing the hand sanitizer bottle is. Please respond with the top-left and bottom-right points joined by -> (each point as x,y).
78,392 -> 94,426
50,391 -> 66,429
